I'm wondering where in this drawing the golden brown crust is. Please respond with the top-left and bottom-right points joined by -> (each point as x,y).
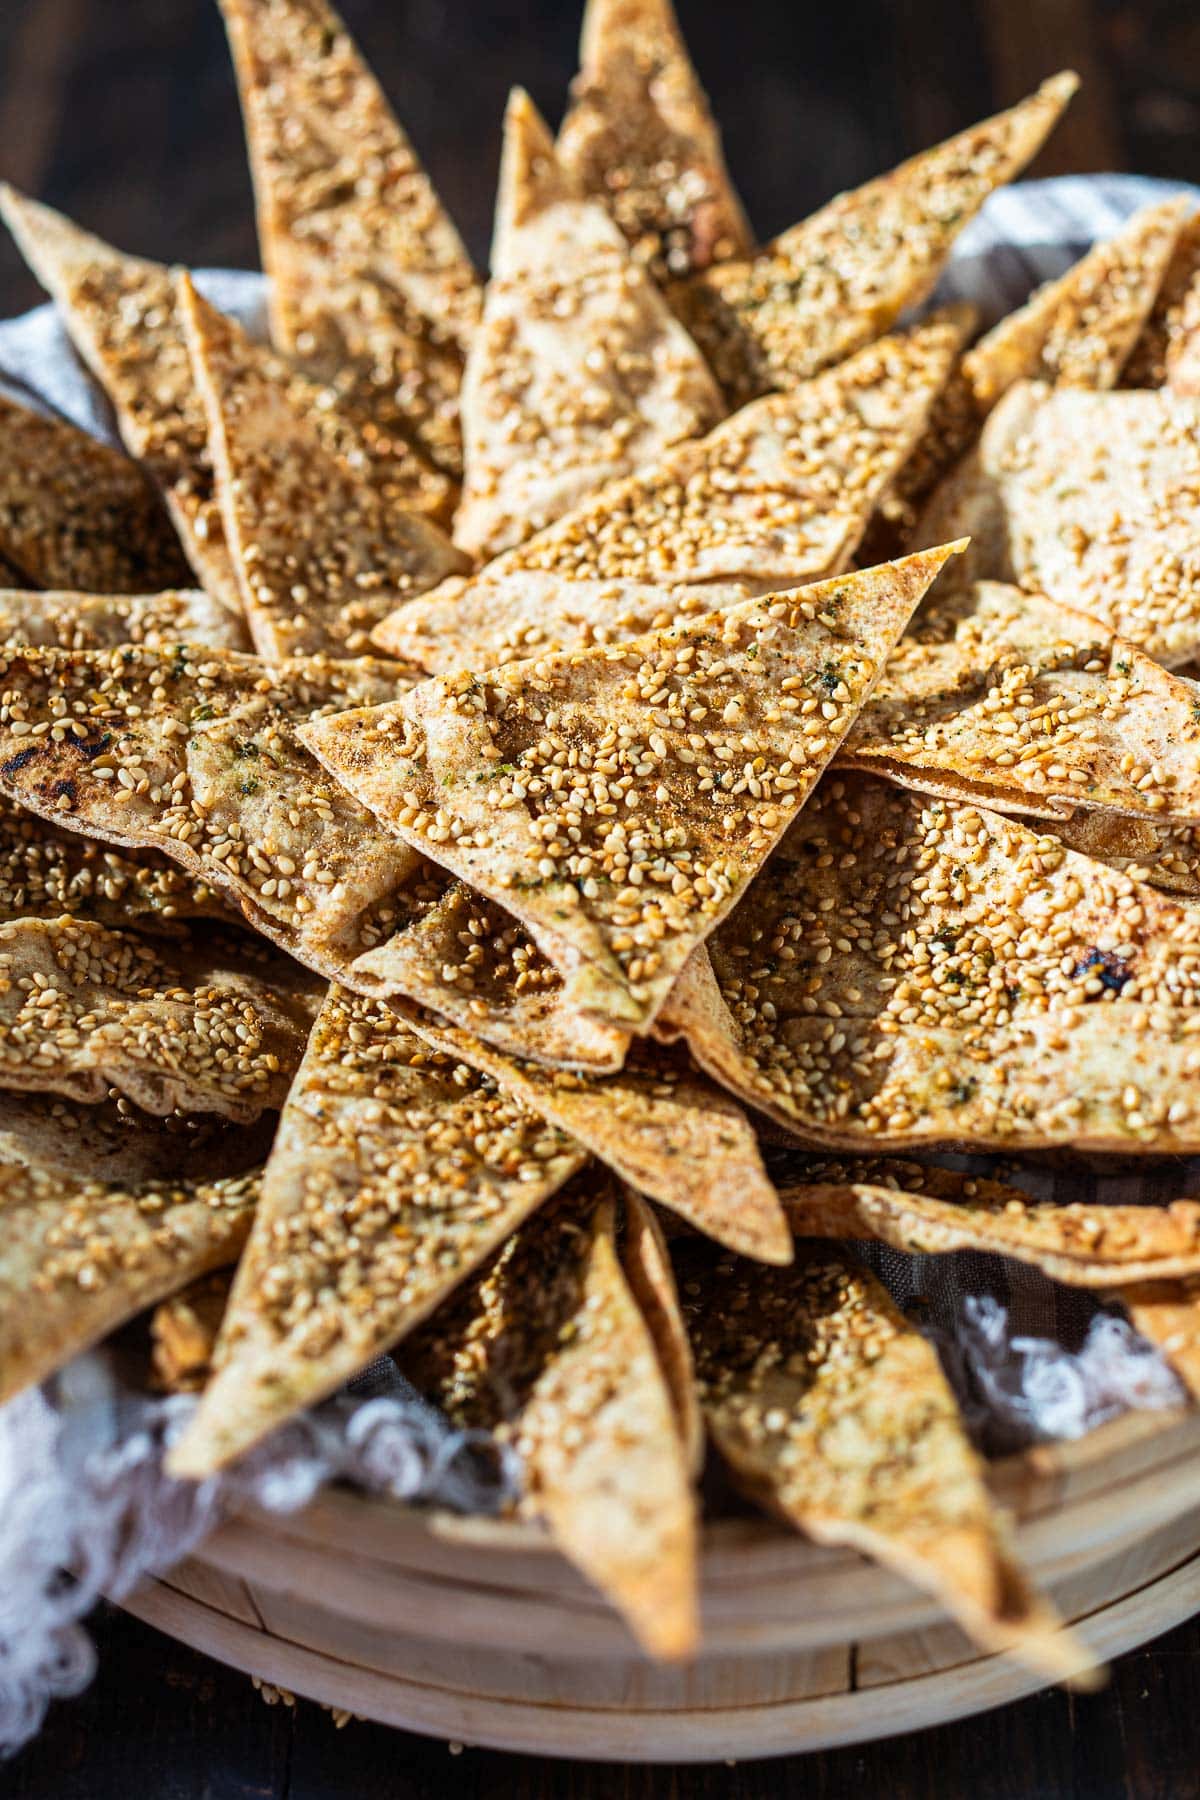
307,548 -> 960,1035
0,586 -> 249,654
167,988 -> 585,1476
454,89 -> 722,562
620,1189 -> 704,1474
0,1159 -> 259,1406
660,773 -> 1200,1153
1123,212 -> 1200,392
557,0 -> 752,283
668,75 -> 1078,408
151,1269 -> 235,1392
218,0 -> 480,477
376,319 -> 968,673
0,393 -> 190,594
677,1239 -> 1091,1681
402,1175 -> 699,1659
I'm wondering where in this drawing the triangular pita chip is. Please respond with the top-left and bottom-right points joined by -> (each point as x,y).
0,643 -> 627,1070
178,274 -> 467,661
0,188 -> 246,617
400,1175 -> 699,1659
1112,1277 -> 1200,1397
0,392 -> 190,594
374,319 -> 969,672
307,546 -> 961,1032
218,0 -> 480,476
453,88 -> 722,562
962,196 -> 1189,409
0,1159 -> 258,1407
0,794 -> 237,933
1047,812 -> 1200,899
556,0 -> 752,283
167,987 -> 585,1477
1123,211 -> 1200,392
779,1157 -> 1200,1286
658,773 -> 1200,1153
840,580 -> 1200,824
0,1092 -> 277,1186
668,75 -> 1078,408
675,1238 -> 1091,1681
0,916 -> 315,1120
619,1188 -> 703,1474
913,381 -> 1200,665
0,586 -> 249,653
405,1009 -> 791,1262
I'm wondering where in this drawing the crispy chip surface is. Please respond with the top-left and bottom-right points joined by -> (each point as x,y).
668,76 -> 1077,408
454,89 -> 722,562
0,392 -> 190,594
375,321 -> 967,672
402,1176 -> 699,1659
0,1159 -> 258,1406
168,987 -> 584,1476
660,773 -> 1200,1152
1123,212 -> 1200,392
308,548 -> 958,1032
557,0 -> 752,284
0,586 -> 249,654
677,1239 -> 1089,1679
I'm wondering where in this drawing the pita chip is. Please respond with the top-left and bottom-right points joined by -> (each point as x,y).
453,88 -> 722,562
962,196 -> 1189,409
1047,812 -> 1200,900
1112,1277 -> 1200,1398
0,392 -> 190,595
913,381 -> 1200,665
1123,211 -> 1200,393
375,318 -> 969,672
0,1160 -> 258,1407
620,1189 -> 703,1474
557,0 -> 752,283
0,189 -> 246,617
178,275 -> 467,660
400,1175 -> 699,1659
406,1010 -> 791,1262
779,1158 -> 1200,1286
0,915 -> 314,1120
305,545 -> 961,1033
152,1269 -> 235,1393
840,580 -> 1200,824
0,794 -> 236,934
668,75 -> 1078,409
167,987 -> 585,1477
0,586 -> 249,654
0,1092 -> 277,1186
218,0 -> 480,477
676,1238 -> 1091,1681
659,773 -> 1200,1154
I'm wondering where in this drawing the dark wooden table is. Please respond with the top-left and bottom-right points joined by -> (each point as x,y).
3,0 -> 1200,1793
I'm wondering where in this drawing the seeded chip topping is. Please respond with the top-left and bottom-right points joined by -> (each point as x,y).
662,773 -> 1200,1151
308,549 -> 957,1033
0,915 -> 314,1119
0,392 -> 190,595
376,319 -> 967,673
167,987 -> 584,1477
1123,212 -> 1200,392
0,587 -> 249,655
668,75 -> 1078,408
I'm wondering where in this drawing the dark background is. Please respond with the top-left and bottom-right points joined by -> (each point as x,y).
3,0 -> 1200,1795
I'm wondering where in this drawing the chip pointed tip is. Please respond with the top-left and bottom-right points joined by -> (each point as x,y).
579,0 -> 684,68
494,85 -> 573,265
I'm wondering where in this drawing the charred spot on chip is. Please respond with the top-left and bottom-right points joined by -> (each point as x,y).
1,746 -> 41,777
1072,947 -> 1132,995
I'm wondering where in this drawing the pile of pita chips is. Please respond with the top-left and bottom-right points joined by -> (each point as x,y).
914,382 -> 1200,665
305,547 -> 960,1033
375,315 -> 970,672
668,74 -> 1078,408
453,88 -> 722,561
661,774 -> 1200,1153
179,275 -> 467,660
841,580 -> 1200,824
0,392 -> 190,594
217,0 -> 480,477
557,0 -> 751,283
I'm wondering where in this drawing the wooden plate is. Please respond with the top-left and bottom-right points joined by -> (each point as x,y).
121,1405 -> 1200,1761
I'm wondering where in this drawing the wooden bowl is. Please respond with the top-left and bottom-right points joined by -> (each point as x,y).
121,1405 -> 1200,1762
